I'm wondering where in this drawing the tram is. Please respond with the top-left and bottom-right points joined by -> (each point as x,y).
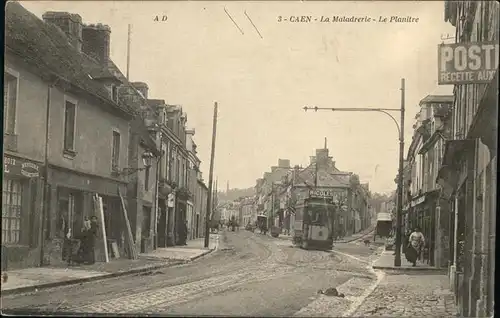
292,189 -> 337,251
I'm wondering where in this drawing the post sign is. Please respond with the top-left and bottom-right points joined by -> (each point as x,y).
438,42 -> 499,85
4,156 -> 41,178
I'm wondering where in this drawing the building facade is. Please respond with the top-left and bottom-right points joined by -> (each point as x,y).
3,3 -> 209,271
240,197 -> 257,226
4,5 -> 151,266
441,2 -> 498,317
185,129 -> 201,240
3,3 -> 48,270
404,95 -> 454,267
254,159 -> 292,229
195,174 -> 208,238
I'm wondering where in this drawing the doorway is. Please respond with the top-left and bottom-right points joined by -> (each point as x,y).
157,202 -> 167,247
195,214 -> 199,238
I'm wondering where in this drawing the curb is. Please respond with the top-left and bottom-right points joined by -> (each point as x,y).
2,235 -> 221,296
0,259 -> 185,296
372,265 -> 448,273
187,234 -> 220,262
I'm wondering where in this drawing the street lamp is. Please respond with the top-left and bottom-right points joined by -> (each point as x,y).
117,151 -> 155,176
303,79 -> 406,267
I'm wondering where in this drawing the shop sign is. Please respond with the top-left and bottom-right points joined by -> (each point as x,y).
410,195 -> 425,207
4,156 -> 41,178
438,42 -> 499,85
309,189 -> 335,198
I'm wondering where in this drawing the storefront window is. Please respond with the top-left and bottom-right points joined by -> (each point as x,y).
2,179 -> 23,244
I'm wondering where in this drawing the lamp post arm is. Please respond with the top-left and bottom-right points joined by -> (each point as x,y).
377,109 -> 401,139
303,107 -> 401,138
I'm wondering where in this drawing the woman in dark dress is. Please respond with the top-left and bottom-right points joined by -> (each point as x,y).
81,216 -> 99,265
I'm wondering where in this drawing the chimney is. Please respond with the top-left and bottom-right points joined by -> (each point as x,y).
82,23 -> 111,64
278,159 -> 290,168
132,82 -> 149,99
293,165 -> 301,183
42,12 -> 83,51
315,148 -> 329,168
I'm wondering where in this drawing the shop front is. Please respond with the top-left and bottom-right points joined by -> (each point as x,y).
43,165 -> 127,266
2,155 -> 44,270
406,191 -> 438,266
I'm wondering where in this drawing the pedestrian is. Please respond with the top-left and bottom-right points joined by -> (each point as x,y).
179,220 -> 188,245
82,216 -> 99,265
406,226 -> 425,266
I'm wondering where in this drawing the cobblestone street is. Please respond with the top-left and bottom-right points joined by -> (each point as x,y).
1,231 -> 376,316
352,273 -> 458,317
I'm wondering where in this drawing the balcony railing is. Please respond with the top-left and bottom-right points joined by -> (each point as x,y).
4,133 -> 18,152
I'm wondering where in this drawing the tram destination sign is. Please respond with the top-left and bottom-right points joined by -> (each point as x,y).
438,42 -> 499,85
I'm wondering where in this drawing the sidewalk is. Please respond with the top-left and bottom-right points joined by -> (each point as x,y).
351,273 -> 458,317
141,234 -> 219,261
372,250 -> 447,273
1,234 -> 219,296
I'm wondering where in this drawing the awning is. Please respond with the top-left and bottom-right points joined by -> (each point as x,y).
467,69 -> 499,154
435,139 -> 474,195
418,131 -> 444,155
440,139 -> 475,168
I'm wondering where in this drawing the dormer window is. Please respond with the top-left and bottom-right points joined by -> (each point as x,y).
111,85 -> 118,102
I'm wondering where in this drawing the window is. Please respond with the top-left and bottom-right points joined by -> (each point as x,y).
2,179 -> 23,244
112,131 -> 120,171
64,101 -> 77,152
4,72 -> 18,134
183,162 -> 187,186
176,157 -> 180,185
168,145 -> 174,182
145,166 -> 150,191
111,85 -> 118,102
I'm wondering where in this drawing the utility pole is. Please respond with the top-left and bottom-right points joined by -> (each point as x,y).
126,24 -> 131,80
205,102 -> 218,248
394,79 -> 406,267
314,154 -> 319,187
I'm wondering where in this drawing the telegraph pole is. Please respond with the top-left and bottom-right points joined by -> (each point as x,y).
394,79 -> 406,267
205,102 -> 218,248
126,24 -> 131,80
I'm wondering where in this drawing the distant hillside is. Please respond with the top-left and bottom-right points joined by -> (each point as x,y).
217,187 -> 255,202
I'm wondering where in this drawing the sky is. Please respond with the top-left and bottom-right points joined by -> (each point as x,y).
21,0 -> 455,194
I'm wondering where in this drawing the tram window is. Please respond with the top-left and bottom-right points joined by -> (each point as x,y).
308,206 -> 329,224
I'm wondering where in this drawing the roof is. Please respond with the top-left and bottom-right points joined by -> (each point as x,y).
4,2 -> 135,117
148,99 -> 166,107
295,162 -> 350,188
419,95 -> 454,105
